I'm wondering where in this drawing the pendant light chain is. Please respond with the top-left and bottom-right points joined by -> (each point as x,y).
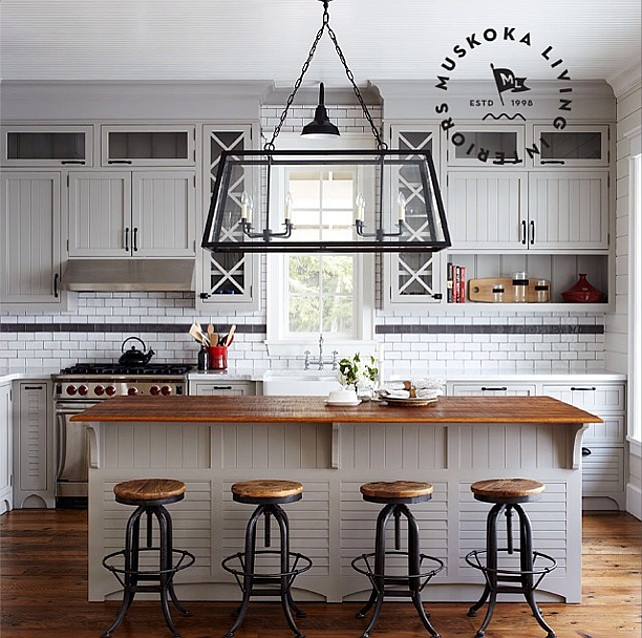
324,21 -> 386,149
265,0 -> 386,151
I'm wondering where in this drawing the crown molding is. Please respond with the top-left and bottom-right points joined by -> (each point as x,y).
607,57 -> 642,97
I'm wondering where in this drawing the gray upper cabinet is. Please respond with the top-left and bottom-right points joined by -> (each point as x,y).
446,170 -> 527,250
1,125 -> 93,167
382,125 -> 443,307
198,125 -> 259,310
532,125 -> 609,168
68,170 -> 195,257
101,125 -> 196,167
1,172 -> 63,304
528,171 -> 609,250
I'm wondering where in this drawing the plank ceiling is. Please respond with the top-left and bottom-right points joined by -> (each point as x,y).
1,0 -> 640,86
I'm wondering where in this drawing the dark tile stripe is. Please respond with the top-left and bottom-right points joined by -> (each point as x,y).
0,322 -> 267,334
375,324 -> 604,335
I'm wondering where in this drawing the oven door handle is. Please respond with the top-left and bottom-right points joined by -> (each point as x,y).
56,413 -> 67,481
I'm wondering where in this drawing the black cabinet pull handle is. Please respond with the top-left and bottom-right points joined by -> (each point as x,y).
481,387 -> 507,392
124,227 -> 130,252
53,273 -> 59,298
61,160 -> 85,165
521,220 -> 527,244
199,292 -> 211,299
540,160 -> 565,165
133,227 -> 138,252
432,293 -> 443,300
23,385 -> 43,390
107,159 -> 132,165
212,386 -> 233,390
530,220 -> 535,245
571,387 -> 596,392
582,447 -> 592,456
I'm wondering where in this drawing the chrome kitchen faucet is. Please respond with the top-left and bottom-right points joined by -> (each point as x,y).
304,334 -> 338,371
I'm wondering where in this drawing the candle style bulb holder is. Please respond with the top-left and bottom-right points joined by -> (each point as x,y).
241,218 -> 293,241
355,218 -> 406,241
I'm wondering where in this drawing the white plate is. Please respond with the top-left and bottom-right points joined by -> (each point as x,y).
324,399 -> 362,407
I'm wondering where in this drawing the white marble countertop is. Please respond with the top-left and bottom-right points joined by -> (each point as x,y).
1,367 -> 627,385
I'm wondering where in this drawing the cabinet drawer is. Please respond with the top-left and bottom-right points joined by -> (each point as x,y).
190,381 -> 255,396
583,415 -> 625,444
582,447 -> 624,494
449,383 -> 537,396
542,384 -> 625,412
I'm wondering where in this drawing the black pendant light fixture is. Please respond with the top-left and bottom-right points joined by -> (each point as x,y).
201,0 -> 451,254
301,83 -> 340,139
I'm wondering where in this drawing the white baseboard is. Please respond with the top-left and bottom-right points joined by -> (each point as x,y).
626,483 -> 642,520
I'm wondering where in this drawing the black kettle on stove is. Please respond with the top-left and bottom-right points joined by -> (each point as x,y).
119,337 -> 155,366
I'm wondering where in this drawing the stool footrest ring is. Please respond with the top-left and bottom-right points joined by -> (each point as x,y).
222,550 -> 312,594
351,551 -> 444,595
465,549 -> 557,591
102,547 -> 195,590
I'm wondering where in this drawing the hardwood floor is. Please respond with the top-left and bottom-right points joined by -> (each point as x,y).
1,510 -> 640,637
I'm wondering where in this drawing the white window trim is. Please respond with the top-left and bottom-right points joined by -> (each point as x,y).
627,130 -> 642,446
266,133 -> 376,358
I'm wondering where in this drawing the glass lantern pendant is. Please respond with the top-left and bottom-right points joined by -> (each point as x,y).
201,0 -> 451,254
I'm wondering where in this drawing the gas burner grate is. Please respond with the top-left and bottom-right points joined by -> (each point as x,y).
59,363 -> 194,375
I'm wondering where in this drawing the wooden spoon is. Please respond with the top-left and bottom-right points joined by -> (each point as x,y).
224,324 -> 236,347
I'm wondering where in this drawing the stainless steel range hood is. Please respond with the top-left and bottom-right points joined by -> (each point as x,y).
61,259 -> 194,292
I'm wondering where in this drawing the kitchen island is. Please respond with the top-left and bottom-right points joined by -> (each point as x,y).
74,396 -> 601,604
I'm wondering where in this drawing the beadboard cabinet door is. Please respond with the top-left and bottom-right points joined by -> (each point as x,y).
67,171 -> 131,256
446,171 -> 527,250
131,171 -> 195,256
528,171 -> 609,250
1,172 -> 63,304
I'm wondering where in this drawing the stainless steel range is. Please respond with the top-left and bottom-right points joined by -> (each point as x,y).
52,362 -> 192,505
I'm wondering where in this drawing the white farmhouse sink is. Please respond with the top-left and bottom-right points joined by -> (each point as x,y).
262,370 -> 341,396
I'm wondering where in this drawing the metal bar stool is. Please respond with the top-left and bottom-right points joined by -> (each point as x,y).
221,480 -> 312,638
465,478 -> 557,638
101,478 -> 195,638
351,481 -> 444,638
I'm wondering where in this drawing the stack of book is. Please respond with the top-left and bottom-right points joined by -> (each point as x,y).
447,263 -> 467,303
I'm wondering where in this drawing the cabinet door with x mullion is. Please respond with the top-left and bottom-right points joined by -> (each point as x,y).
383,125 -> 444,307
198,125 -> 259,311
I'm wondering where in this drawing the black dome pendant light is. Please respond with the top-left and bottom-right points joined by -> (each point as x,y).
301,82 -> 340,139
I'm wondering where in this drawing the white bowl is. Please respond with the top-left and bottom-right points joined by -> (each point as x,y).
327,388 -> 358,404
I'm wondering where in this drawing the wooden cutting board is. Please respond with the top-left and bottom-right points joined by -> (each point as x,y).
468,277 -> 551,303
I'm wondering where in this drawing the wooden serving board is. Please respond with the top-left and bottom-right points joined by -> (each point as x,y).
468,277 -> 551,303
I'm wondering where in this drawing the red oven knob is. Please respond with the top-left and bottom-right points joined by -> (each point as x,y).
127,387 -> 139,396
149,385 -> 160,396
94,385 -> 105,396
66,385 -> 77,396
160,385 -> 172,396
106,385 -> 117,396
78,384 -> 89,396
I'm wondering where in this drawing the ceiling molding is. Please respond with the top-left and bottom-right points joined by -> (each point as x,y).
607,57 -> 642,97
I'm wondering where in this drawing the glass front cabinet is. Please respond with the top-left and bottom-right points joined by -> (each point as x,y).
198,125 -> 259,311
382,126 -> 443,307
532,125 -> 610,167
1,126 -> 93,167
101,125 -> 196,166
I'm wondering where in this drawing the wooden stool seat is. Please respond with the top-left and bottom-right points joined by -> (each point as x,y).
231,479 -> 303,504
360,480 -> 433,503
114,479 -> 186,506
471,478 -> 545,504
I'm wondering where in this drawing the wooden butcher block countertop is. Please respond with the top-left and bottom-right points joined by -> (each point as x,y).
71,395 -> 602,425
